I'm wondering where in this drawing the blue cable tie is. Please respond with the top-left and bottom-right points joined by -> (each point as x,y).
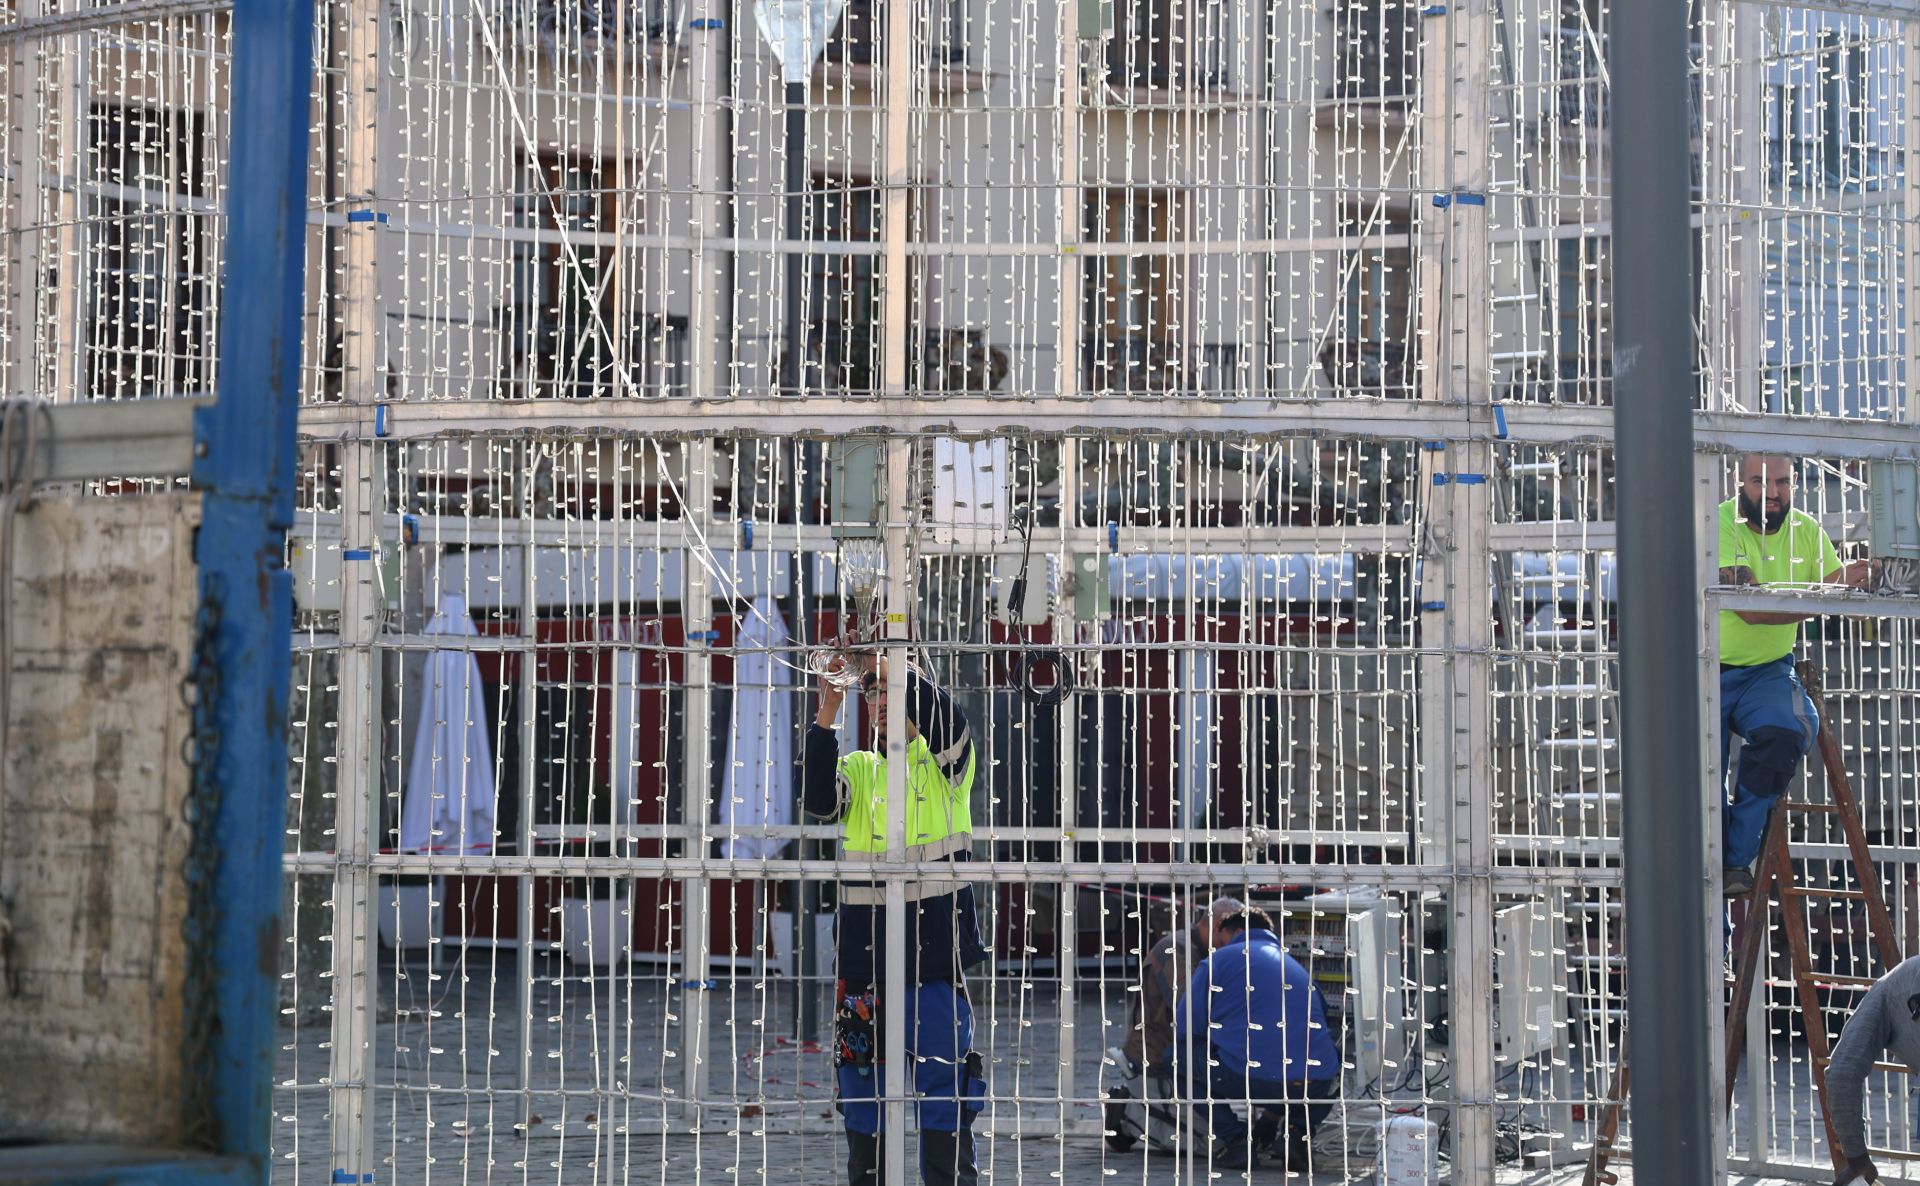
690,16 -> 724,28
373,403 -> 390,437
1421,440 -> 1446,452
1432,194 -> 1451,208
1455,192 -> 1487,206
401,514 -> 420,546
1431,473 -> 1488,486
1492,405 -> 1509,439
1108,521 -> 1119,553
1420,601 -> 1447,613
688,630 -> 721,643
343,548 -> 373,561
741,520 -> 754,550
1422,3 -> 1446,13
332,1172 -> 374,1184
346,210 -> 389,224
683,978 -> 719,990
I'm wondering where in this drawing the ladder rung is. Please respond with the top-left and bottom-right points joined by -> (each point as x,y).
1813,973 -> 1880,988
1783,800 -> 1838,813
1866,1145 -> 1920,1160
1533,683 -> 1600,695
1816,1057 -> 1909,1075
1783,886 -> 1867,901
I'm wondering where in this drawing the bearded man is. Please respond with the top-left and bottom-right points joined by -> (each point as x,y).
1714,454 -> 1871,895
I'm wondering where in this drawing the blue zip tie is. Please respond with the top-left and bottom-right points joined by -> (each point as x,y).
1432,473 -> 1489,486
1455,192 -> 1487,206
1420,601 -> 1447,613
1493,404 -> 1509,439
333,1172 -> 375,1184
400,514 -> 419,546
1422,3 -> 1446,12
1421,440 -> 1446,452
690,16 -> 724,28
373,403 -> 390,437
1108,521 -> 1119,553
343,548 -> 373,561
346,210 -> 389,224
741,520 -> 753,549
1432,194 -> 1450,208
688,630 -> 721,642
683,978 -> 718,990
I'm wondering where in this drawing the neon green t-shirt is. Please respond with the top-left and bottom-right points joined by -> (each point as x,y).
1717,498 -> 1842,667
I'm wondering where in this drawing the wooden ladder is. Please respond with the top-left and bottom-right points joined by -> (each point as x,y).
1584,661 -> 1902,1186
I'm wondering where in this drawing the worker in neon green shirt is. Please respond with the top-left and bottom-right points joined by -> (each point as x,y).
1716,454 -> 1871,896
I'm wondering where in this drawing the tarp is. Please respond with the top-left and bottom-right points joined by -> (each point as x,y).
400,592 -> 497,854
722,595 -> 793,860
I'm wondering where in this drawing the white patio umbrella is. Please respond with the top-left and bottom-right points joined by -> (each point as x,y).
401,591 -> 497,855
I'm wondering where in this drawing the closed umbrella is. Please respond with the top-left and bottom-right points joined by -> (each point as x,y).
401,591 -> 496,855
722,594 -> 792,860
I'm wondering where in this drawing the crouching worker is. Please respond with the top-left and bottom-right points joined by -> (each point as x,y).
805,652 -> 988,1186
1177,906 -> 1340,1172
1822,953 -> 1920,1186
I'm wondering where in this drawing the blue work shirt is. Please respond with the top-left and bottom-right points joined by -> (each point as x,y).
1177,928 -> 1340,1083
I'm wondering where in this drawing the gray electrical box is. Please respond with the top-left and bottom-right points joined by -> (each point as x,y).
1078,0 -> 1112,39
1868,460 -> 1920,560
829,437 -> 884,538
1070,552 -> 1108,621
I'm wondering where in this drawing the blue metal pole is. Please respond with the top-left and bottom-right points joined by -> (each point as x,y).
194,0 -> 313,1169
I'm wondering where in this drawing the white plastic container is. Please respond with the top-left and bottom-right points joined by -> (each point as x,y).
1377,1112 -> 1438,1186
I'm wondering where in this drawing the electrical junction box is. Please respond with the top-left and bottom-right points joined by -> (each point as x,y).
1868,460 -> 1920,560
290,537 -> 400,615
1491,899 -> 1564,1065
1070,552 -> 1108,621
1078,0 -> 1111,39
992,553 -> 1051,626
829,437 -> 884,538
928,438 -> 1008,549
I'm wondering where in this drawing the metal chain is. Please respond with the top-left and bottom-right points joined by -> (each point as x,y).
178,576 -> 224,1149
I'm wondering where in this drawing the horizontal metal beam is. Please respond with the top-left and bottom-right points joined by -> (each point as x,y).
1710,585 -> 1920,620
1724,0 -> 1916,24
1,396 -> 209,487
300,398 -> 1920,459
0,0 -> 228,42
279,850 -> 1623,889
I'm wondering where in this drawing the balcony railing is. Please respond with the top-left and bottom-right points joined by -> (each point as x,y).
1316,337 -> 1413,397
493,308 -> 690,399
1105,0 -> 1229,91
1325,0 -> 1417,101
514,0 -> 681,66
776,324 -> 1013,395
1083,336 -> 1243,395
826,0 -> 966,68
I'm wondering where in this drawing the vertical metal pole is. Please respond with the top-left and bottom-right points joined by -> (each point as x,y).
1056,0 -> 1083,402
1904,24 -> 1920,426
877,0 -> 914,1161
1612,0 -> 1712,1180
322,0 -> 381,1176
881,442 -> 913,1186
783,80 -> 807,398
199,0 -> 312,1168
1420,0 -> 1497,1179
3,0 -> 41,403
514,535 -> 538,1133
681,447 -> 717,1123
